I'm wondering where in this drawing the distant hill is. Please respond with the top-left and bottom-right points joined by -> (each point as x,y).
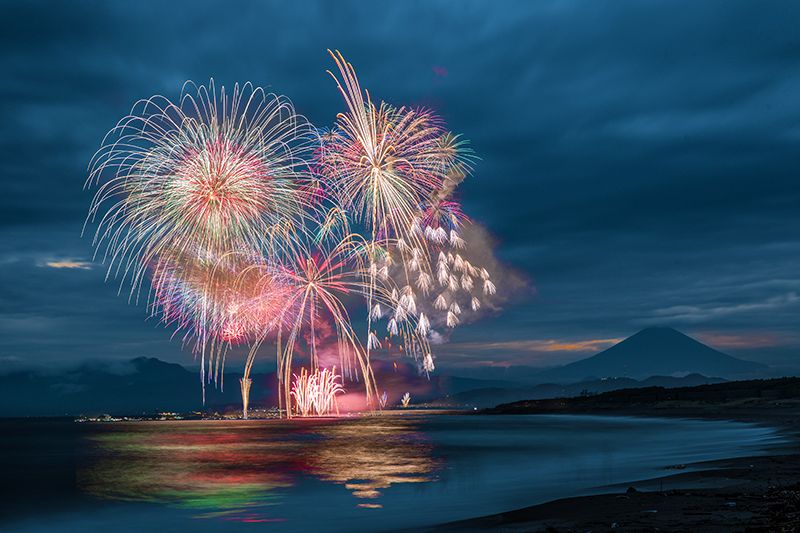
0,357 -> 274,417
487,376 -> 800,415
436,373 -> 726,408
536,327 -> 766,382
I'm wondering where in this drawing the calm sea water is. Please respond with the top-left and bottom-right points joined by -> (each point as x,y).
0,414 -> 785,531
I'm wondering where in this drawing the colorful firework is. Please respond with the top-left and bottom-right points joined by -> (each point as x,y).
242,226 -> 405,416
86,80 -> 313,294
149,246 -> 290,408
84,54 -> 498,418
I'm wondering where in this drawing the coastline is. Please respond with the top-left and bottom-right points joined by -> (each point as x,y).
434,405 -> 800,532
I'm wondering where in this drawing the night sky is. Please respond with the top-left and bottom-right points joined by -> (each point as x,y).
2,1 -> 800,374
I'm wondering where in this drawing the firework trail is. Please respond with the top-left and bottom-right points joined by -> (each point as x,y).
379,391 -> 389,409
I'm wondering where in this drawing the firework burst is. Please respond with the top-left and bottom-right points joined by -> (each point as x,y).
266,231 -> 376,416
86,80 -> 313,297
318,51 -> 491,376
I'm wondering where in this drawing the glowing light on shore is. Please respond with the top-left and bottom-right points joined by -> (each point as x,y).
400,392 -> 411,408
290,367 -> 345,417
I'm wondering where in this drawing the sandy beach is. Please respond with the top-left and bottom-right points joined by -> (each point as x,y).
435,387 -> 800,532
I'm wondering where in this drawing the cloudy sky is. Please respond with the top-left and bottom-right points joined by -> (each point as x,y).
2,1 -> 799,373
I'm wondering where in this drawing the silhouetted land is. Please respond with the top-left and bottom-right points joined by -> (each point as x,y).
486,376 -> 800,424
439,377 -> 800,532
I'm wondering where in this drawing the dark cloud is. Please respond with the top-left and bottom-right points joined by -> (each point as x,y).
1,1 -> 799,370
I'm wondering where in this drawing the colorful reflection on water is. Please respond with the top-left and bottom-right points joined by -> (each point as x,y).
0,414 -> 775,531
77,417 -> 439,522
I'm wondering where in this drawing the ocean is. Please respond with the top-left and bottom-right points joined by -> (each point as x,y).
0,414 -> 785,531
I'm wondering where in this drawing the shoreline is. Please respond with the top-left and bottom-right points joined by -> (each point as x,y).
433,406 -> 800,532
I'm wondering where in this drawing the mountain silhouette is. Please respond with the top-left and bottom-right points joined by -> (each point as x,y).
0,357 -> 277,417
537,327 -> 766,382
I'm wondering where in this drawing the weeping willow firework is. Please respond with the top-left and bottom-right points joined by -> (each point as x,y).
84,52 -> 497,418
150,247 -> 290,406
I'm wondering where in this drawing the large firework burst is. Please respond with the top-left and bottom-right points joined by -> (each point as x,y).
86,80 -> 313,297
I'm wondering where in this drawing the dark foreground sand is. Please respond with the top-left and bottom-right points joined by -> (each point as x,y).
433,395 -> 800,532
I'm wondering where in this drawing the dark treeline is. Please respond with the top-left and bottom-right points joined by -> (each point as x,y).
487,377 -> 800,414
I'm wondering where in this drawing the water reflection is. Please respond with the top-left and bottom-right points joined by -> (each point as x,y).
78,417 -> 438,521
2,415 -> 784,531
306,419 -> 438,505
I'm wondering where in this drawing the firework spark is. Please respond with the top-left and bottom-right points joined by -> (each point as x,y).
400,392 -> 411,408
